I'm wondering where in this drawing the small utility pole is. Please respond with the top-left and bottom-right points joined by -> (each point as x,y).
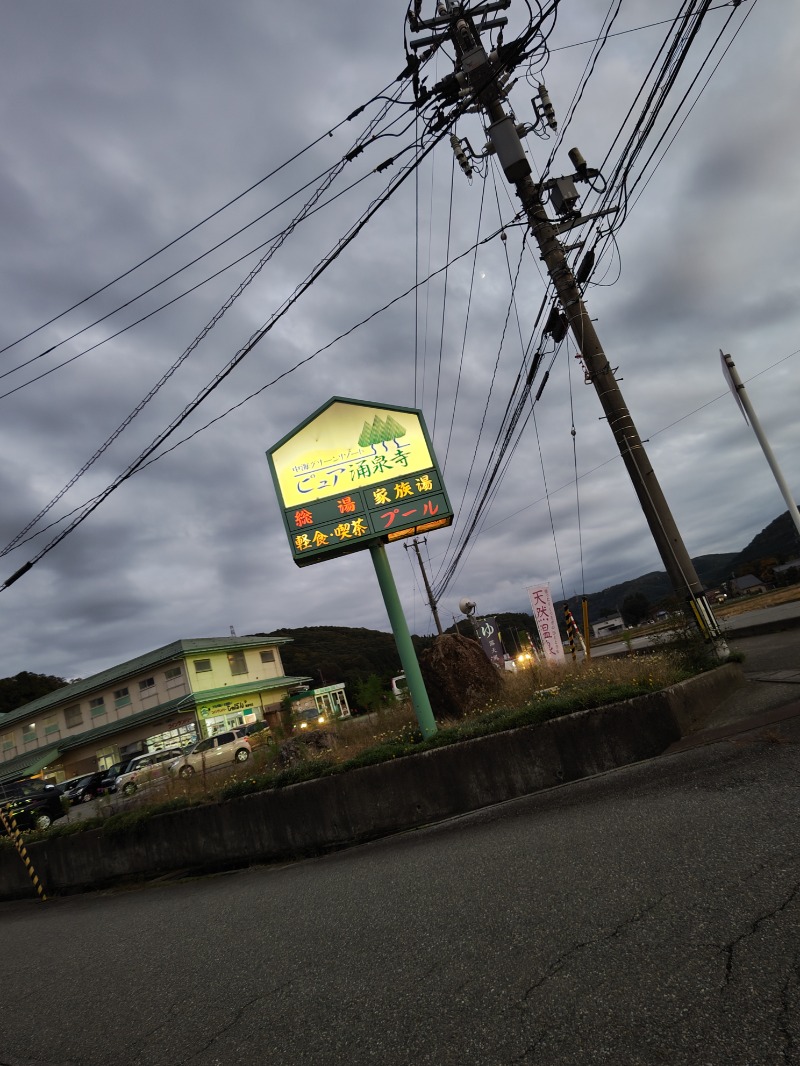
407,537 -> 444,635
409,2 -> 725,650
721,351 -> 800,543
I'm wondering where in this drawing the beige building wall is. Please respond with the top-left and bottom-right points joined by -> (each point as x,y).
0,642 -> 286,766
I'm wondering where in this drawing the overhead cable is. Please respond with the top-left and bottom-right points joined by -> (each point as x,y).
1,96 -> 476,589
1,85 -> 412,557
0,79 -> 403,361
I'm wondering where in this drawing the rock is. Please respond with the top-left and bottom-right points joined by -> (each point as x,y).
418,633 -> 503,720
278,729 -> 337,767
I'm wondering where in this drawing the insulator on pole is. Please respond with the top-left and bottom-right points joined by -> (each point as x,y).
449,133 -> 473,178
576,249 -> 595,285
536,84 -> 557,130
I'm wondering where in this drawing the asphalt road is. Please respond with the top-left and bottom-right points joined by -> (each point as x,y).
590,599 -> 800,658
2,655 -> 800,1065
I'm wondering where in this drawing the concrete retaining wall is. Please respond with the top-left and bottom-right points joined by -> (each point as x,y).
0,664 -> 743,900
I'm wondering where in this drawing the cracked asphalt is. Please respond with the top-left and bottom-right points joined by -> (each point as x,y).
0,632 -> 798,1065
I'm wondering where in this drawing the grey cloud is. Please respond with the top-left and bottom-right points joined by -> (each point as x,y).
0,1 -> 797,677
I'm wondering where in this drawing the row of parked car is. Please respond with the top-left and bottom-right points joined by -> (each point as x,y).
0,777 -> 67,833
0,723 -> 271,833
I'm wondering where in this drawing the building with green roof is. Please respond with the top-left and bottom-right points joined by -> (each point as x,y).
0,636 -> 312,783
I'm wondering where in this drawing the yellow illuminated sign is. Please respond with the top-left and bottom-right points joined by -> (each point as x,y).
270,401 -> 434,508
267,397 -> 453,566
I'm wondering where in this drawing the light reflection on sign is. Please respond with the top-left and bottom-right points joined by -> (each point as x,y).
270,401 -> 434,508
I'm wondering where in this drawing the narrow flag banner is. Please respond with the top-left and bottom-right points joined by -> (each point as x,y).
526,583 -> 565,663
474,615 -> 505,668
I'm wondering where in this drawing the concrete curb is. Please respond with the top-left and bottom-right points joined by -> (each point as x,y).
0,663 -> 744,901
724,613 -> 800,638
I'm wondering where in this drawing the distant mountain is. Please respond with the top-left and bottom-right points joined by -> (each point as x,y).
259,625 -> 406,693
560,553 -> 737,623
718,511 -> 800,581
262,516 -> 800,682
558,511 -> 800,621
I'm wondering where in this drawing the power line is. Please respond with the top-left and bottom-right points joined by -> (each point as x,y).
5,224 -> 512,556
550,2 -> 741,54
478,346 -> 800,534
0,80 -> 403,361
1,91 -> 477,589
0,166 -> 380,403
1,86 -> 413,558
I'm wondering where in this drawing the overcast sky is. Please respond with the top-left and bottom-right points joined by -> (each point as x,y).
1,0 -> 797,682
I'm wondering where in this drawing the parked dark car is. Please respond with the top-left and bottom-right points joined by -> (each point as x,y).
62,770 -> 107,805
243,721 -> 270,739
0,778 -> 66,832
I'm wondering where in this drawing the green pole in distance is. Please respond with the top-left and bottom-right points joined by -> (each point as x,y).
370,542 -> 437,739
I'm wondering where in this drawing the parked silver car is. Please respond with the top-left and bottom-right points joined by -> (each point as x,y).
116,748 -> 185,796
170,731 -> 251,778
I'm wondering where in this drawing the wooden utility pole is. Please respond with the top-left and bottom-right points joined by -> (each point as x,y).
408,537 -> 444,635
409,2 -> 726,651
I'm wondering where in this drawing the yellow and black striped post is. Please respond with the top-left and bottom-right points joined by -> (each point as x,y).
0,805 -> 48,901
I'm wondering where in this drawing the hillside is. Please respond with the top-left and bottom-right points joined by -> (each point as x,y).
5,515 -> 795,715
564,553 -> 737,622
259,626 -> 409,694
718,510 -> 800,581
0,671 -> 67,717
562,511 -> 800,620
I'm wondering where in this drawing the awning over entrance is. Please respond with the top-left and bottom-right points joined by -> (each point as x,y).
0,745 -> 62,784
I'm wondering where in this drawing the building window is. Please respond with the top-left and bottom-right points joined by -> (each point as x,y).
2,734 -> 16,757
227,651 -> 248,676
96,746 -> 120,772
22,723 -> 37,744
149,723 -> 197,750
89,697 -> 106,718
64,704 -> 83,728
114,687 -> 132,709
139,677 -> 156,691
165,666 -> 182,680
44,717 -> 60,738
260,650 -> 275,664
194,659 -> 212,673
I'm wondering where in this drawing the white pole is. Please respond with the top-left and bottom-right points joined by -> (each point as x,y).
720,351 -> 800,541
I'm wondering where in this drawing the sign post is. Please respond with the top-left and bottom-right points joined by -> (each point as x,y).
267,397 -> 454,739
370,543 -> 437,738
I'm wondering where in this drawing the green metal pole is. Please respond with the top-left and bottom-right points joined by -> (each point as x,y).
370,542 -> 437,739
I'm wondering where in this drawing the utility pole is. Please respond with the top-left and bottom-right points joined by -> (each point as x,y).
407,537 -> 445,635
409,1 -> 726,650
720,351 -> 800,543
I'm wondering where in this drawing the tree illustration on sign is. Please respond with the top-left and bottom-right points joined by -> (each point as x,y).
358,415 -> 406,448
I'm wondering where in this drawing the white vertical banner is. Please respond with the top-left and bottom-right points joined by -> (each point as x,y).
526,583 -> 565,664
